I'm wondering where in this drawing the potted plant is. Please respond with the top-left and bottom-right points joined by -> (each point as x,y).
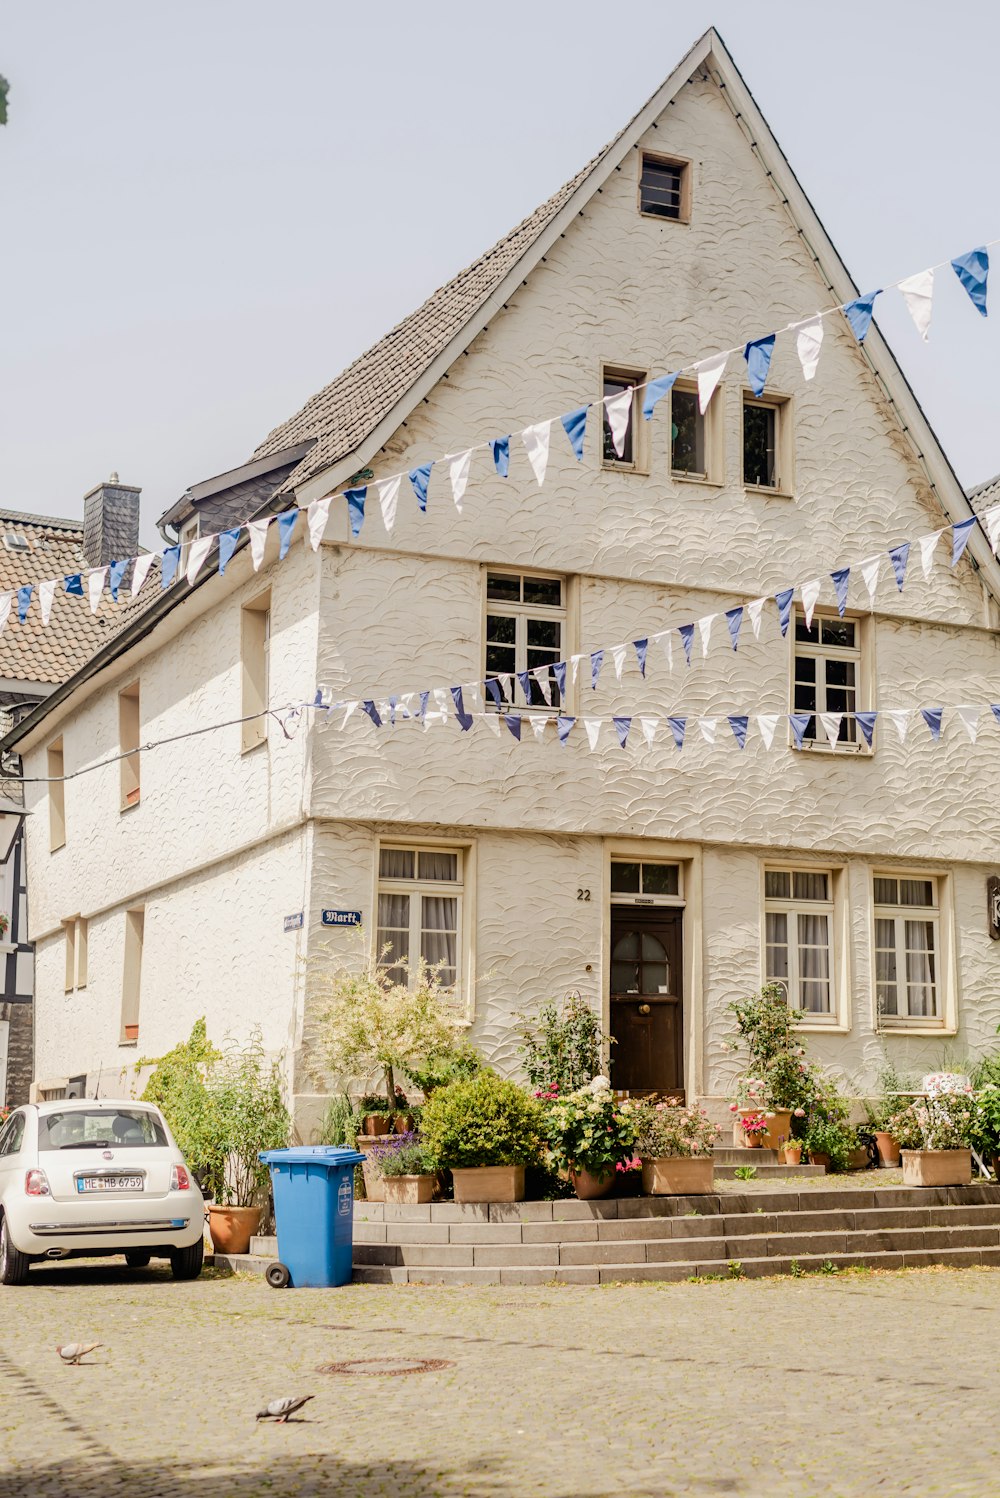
541,1076 -> 637,1199
517,992 -> 612,1093
972,1083 -> 1000,1177
863,1061 -> 913,1165
782,1140 -> 803,1166
888,1093 -> 978,1187
627,1098 -> 721,1195
738,1109 -> 767,1148
358,1093 -> 393,1137
726,987 -> 815,1150
420,1072 -> 543,1202
369,1132 -> 437,1205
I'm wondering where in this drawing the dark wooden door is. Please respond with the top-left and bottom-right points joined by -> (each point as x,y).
609,907 -> 683,1096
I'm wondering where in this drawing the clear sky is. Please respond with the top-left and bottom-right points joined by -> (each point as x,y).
2,1 -> 999,546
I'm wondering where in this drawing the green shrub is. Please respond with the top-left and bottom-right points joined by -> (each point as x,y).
405,1039 -> 487,1097
316,1093 -> 358,1147
517,992 -> 610,1092
420,1073 -> 543,1169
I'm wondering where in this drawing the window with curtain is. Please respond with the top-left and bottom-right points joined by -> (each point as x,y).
764,868 -> 835,1015
873,875 -> 939,1021
376,845 -> 462,991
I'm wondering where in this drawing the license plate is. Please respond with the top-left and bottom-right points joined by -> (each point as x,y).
77,1176 -> 143,1192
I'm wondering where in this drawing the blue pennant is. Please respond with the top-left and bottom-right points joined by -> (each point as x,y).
161,545 -> 181,588
855,711 -> 878,746
553,661 -> 567,698
108,559 -> 129,601
920,707 -> 943,741
830,567 -> 851,617
64,573 -> 83,596
667,716 -> 686,751
16,585 -> 31,623
345,487 -> 367,540
951,248 -> 989,317
775,588 -> 794,637
952,518 -> 975,566
419,691 -> 430,721
504,713 -> 521,741
590,650 -> 604,689
642,373 -> 678,421
888,541 -> 910,591
744,335 -> 776,397
633,639 -> 647,677
450,686 -> 473,731
789,713 -> 812,749
361,700 -> 382,727
678,624 -> 694,665
490,437 -> 510,478
387,696 -> 398,725
560,406 -> 588,461
277,510 -> 298,559
728,715 -> 749,749
218,528 -> 241,574
843,290 -> 882,342
485,678 -> 502,708
557,715 -> 575,746
613,716 -> 631,749
725,607 -> 743,651
409,463 -> 433,512
516,670 -> 532,703
992,705 -> 1000,728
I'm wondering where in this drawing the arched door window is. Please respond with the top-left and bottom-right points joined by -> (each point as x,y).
611,930 -> 670,995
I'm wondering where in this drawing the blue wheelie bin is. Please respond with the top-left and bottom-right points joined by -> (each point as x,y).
259,1146 -> 365,1288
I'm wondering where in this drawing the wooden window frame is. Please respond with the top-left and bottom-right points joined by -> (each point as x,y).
482,568 -> 572,713
118,681 -> 141,810
637,151 -> 692,225
742,391 -> 794,497
47,738 -> 65,852
241,590 -> 271,753
372,837 -> 476,1022
669,378 -> 724,486
872,871 -> 956,1034
600,363 -> 648,474
788,608 -> 872,756
761,861 -> 850,1032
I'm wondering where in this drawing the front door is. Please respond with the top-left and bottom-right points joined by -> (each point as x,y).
610,907 -> 683,1096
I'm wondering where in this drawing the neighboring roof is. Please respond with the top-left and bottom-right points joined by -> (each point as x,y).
968,474 -> 1000,518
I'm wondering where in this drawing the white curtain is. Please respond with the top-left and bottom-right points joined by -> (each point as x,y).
796,913 -> 830,1011
904,919 -> 936,1016
421,896 -> 457,985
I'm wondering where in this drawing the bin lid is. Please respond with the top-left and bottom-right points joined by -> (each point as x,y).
260,1147 -> 365,1167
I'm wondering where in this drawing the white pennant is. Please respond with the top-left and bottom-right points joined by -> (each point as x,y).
39,578 -> 57,626
639,717 -> 658,748
448,450 -> 473,511
432,688 -> 450,716
956,705 -> 980,743
377,475 -> 402,533
529,715 -> 547,742
186,535 -> 214,585
610,643 -> 627,681
919,530 -> 943,582
699,717 -> 717,745
0,594 -> 11,635
248,518 -> 271,571
521,421 -> 552,487
604,389 -> 632,457
341,701 -> 359,727
983,505 -> 1000,555
694,352 -> 728,414
399,693 -> 416,719
859,555 -> 881,606
747,598 -> 766,639
308,497 -> 332,551
800,578 -> 822,630
532,668 -> 552,706
819,711 -> 843,747
757,713 -> 780,750
131,552 -> 156,597
898,268 -> 934,341
698,614 -> 715,656
88,567 -> 108,614
794,315 -> 824,381
464,683 -> 483,715
483,711 -> 501,736
886,709 -> 910,744
660,632 -> 673,671
498,673 -> 513,703
584,718 -> 602,751
424,710 -> 447,729
570,656 -> 583,686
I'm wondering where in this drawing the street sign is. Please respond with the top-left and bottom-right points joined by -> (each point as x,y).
322,910 -> 362,927
283,912 -> 304,932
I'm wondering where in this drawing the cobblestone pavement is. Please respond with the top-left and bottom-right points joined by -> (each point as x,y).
0,1258 -> 997,1497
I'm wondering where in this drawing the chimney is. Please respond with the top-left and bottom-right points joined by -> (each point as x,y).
82,473 -> 141,568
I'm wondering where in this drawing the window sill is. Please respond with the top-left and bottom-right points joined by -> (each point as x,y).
793,1022 -> 852,1036
601,461 -> 648,477
744,485 -> 795,501
876,1024 -> 955,1038
791,742 -> 873,759
671,473 -> 723,489
119,799 -> 141,815
639,211 -> 690,227
241,738 -> 268,757
118,1039 -> 138,1049
49,842 -> 66,855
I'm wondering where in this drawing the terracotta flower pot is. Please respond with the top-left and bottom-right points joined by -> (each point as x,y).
382,1174 -> 435,1205
901,1148 -> 972,1188
354,1135 -> 385,1202
783,1145 -> 803,1166
363,1115 -> 390,1137
641,1155 -> 715,1196
810,1152 -> 830,1170
451,1165 -> 525,1203
570,1167 -> 615,1200
208,1204 -> 261,1256
874,1131 -> 901,1167
741,1133 -> 764,1149
393,1113 -> 415,1134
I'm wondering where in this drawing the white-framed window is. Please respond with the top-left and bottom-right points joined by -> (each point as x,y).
638,152 -> 691,223
64,916 -> 88,993
484,571 -> 565,710
764,868 -> 835,1017
742,394 -> 792,493
376,845 -> 463,991
177,516 -> 199,580
669,380 -> 723,484
610,860 -> 683,905
874,875 -> 940,1023
792,611 -> 863,750
601,365 -> 646,470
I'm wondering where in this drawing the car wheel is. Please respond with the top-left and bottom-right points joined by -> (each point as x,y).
170,1239 -> 204,1281
0,1217 -> 30,1286
124,1251 -> 151,1269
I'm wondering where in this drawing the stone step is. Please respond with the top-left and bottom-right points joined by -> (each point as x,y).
715,1164 -> 826,1179
713,1147 -> 781,1166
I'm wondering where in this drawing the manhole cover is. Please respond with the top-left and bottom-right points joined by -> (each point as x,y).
317,1357 -> 453,1377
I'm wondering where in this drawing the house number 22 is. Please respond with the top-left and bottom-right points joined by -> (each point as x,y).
577,888 -> 591,901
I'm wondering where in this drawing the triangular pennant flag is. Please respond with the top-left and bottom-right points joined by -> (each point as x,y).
361,701 -> 382,728
728,714 -> 749,749
859,555 -> 881,605
775,588 -> 794,637
613,715 -> 631,748
516,670 -> 532,704
830,568 -> 850,618
898,268 -> 934,341
725,607 -> 743,651
485,678 -> 502,708
504,713 -> 521,741
678,623 -> 694,665
855,710 -> 877,747
951,518 -> 975,566
377,475 -> 402,532
633,639 -> 647,677
747,597 -> 766,639
793,314 -> 824,381
432,687 -> 450,716
694,352 -> 728,414
756,714 -> 780,750
801,578 -> 822,631
789,713 -> 812,749
888,541 -> 910,592
639,717 -> 658,748
248,518 -> 271,571
819,711 -> 843,748
409,463 -> 433,511
16,585 -> 31,623
553,661 -> 567,699
660,632 -> 673,671
449,687 -> 473,731
490,437 -> 510,478
218,528 -> 241,574
569,656 -> 582,685
64,573 -> 83,597
0,594 -> 12,634
642,372 -> 677,421
277,510 -> 298,559
744,334 -> 775,397
698,614 -> 715,657
584,718 -> 601,751
483,710 -> 501,737
610,643 -> 627,681
604,389 -> 632,458
521,422 -> 551,487
560,405 -> 588,461
843,290 -> 882,342
590,650 -> 604,689
919,530 -> 942,581
667,716 -> 686,751
448,450 -> 473,510
185,535 -> 214,585
886,709 -> 910,744
557,715 -> 575,746
951,247 -> 988,317
920,707 -> 943,741
108,559 -> 129,602
345,487 -> 367,540
131,552 -> 156,597
418,693 -> 429,722
532,667 -> 552,707
39,577 -> 57,626
307,497 -> 331,550
161,545 -> 181,588
992,705 -> 1000,729
498,673 -> 513,703
698,717 -> 717,745
88,567 -> 108,613
386,696 -> 398,726
956,705 -> 980,743
529,715 -> 547,742
983,504 -> 1000,555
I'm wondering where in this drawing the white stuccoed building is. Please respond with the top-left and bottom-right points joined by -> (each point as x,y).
6,29 -> 1000,1130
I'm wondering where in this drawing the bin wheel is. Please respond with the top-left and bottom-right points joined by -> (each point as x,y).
265,1261 -> 291,1289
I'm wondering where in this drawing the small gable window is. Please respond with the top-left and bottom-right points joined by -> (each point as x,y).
639,153 -> 689,222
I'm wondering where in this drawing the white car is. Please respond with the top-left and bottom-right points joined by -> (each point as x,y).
0,1099 -> 206,1284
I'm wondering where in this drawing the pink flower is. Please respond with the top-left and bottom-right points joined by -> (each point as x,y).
729,1103 -> 738,1112
793,1108 -> 806,1118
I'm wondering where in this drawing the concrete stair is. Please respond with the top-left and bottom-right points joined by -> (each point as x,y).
711,1145 -> 825,1179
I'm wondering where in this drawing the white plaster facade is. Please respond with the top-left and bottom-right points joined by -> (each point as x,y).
11,33 -> 1000,1124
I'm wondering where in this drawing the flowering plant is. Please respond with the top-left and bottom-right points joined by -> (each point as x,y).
887,1093 -> 979,1152
627,1098 -> 721,1159
542,1077 -> 637,1179
739,1110 -> 768,1139
368,1131 -> 435,1177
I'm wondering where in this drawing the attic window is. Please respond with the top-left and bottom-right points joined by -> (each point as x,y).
3,533 -> 30,553
639,154 -> 689,222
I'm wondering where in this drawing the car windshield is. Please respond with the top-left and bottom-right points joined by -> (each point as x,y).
38,1108 -> 168,1151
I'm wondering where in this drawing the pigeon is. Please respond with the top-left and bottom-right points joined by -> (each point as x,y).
256,1394 -> 314,1423
56,1343 -> 102,1366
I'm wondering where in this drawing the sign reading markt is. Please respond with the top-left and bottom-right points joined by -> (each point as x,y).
322,910 -> 362,927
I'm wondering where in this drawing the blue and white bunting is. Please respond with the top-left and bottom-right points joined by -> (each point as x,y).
744,335 -> 775,397
951,247 -> 988,317
843,290 -> 882,342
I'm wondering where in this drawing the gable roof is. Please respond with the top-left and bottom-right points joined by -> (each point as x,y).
969,473 -> 1000,518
